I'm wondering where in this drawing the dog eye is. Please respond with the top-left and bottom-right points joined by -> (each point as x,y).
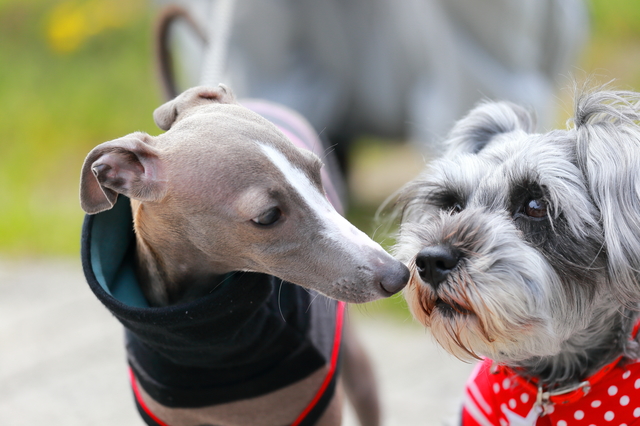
448,203 -> 463,215
524,199 -> 547,218
252,207 -> 282,226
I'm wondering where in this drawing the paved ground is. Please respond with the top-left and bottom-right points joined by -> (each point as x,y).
0,258 -> 475,426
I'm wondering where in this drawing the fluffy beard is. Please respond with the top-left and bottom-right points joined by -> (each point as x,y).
404,274 -> 556,364
393,88 -> 640,384
398,214 -> 637,384
397,213 -> 581,364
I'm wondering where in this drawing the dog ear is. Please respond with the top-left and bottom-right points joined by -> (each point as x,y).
574,90 -> 640,304
446,101 -> 536,155
153,84 -> 237,131
80,134 -> 166,214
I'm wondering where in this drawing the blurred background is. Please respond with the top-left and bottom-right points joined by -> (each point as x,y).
2,0 -> 640,311
3,0 -> 640,424
1,0 -> 640,257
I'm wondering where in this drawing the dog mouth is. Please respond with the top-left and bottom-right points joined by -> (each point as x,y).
435,297 -> 471,316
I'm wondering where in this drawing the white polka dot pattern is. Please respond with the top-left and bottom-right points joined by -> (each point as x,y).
461,357 -> 640,425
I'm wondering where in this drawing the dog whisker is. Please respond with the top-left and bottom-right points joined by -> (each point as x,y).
208,271 -> 240,294
277,279 -> 287,322
305,292 -> 322,313
395,87 -> 640,425
440,316 -> 482,361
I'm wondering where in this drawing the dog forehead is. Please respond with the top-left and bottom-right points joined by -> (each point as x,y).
430,131 -> 583,204
158,104 -> 282,145
158,117 -> 322,202
162,104 -> 322,161
157,105 -> 317,162
454,131 -> 572,175
476,131 -> 543,162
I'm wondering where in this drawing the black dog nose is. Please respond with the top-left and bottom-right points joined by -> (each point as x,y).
415,245 -> 460,289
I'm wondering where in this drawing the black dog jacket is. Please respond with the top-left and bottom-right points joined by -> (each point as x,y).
80,100 -> 345,426
81,198 -> 343,426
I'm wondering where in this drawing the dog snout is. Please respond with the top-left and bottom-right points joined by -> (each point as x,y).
376,260 -> 411,296
415,245 -> 460,289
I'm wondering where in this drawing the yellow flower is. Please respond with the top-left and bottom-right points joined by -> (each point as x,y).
47,0 -> 144,53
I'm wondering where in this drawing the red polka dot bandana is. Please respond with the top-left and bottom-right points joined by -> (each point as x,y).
462,357 -> 640,425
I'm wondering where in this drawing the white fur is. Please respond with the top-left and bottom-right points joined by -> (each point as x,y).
395,87 -> 640,386
258,142 -> 387,253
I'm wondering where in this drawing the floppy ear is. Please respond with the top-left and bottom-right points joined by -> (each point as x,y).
153,84 -> 237,131
574,90 -> 640,304
446,101 -> 536,155
80,134 -> 166,214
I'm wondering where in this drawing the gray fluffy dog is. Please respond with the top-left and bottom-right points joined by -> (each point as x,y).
394,88 -> 640,423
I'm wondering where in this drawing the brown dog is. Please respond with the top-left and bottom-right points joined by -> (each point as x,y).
80,85 -> 409,426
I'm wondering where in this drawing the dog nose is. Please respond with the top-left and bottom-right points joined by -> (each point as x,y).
377,260 -> 410,295
415,245 -> 460,289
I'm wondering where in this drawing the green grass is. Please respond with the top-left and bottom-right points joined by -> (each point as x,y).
2,0 -> 640,262
2,0 -> 640,320
0,0 -> 160,255
589,0 -> 640,40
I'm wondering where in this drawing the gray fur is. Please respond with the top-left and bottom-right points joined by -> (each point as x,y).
80,85 -> 410,426
395,88 -> 640,388
81,84 -> 408,307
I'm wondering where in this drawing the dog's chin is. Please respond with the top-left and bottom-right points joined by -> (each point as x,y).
405,276 -> 556,363
434,298 -> 472,316
315,285 -> 389,304
414,303 -> 490,361
405,277 -> 480,360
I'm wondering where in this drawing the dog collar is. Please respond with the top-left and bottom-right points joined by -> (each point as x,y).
492,355 -> 622,414
81,196 -> 339,406
492,320 -> 640,414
